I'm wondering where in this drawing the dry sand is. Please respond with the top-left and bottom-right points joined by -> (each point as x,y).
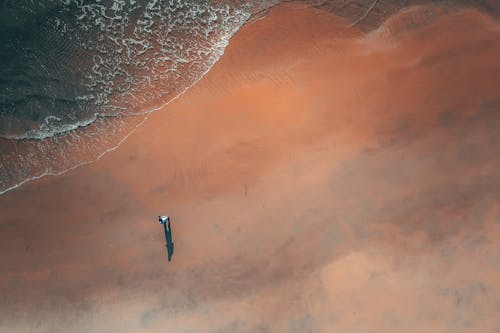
1,3 -> 499,332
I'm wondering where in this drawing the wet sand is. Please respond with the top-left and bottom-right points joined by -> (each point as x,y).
1,3 -> 499,332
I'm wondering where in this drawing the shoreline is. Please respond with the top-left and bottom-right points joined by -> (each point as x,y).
1,2 -> 499,332
0,6 -> 253,196
2,0 -> 499,197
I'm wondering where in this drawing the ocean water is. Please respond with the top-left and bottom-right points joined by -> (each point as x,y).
0,0 -> 278,194
2,0 -> 496,195
0,0 -> 276,139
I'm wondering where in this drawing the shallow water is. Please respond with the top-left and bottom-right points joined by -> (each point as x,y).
0,0 -> 276,139
0,0 -> 278,193
0,0 -> 498,195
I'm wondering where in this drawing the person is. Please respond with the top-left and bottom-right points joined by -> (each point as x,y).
158,216 -> 174,261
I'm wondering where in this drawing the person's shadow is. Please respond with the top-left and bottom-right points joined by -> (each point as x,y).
163,220 -> 174,261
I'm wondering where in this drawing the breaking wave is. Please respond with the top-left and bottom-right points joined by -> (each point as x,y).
0,0 -> 276,139
0,0 -> 278,194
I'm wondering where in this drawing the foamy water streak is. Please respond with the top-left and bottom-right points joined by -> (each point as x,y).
0,0 -> 282,194
0,115 -> 148,195
0,0 -> 261,138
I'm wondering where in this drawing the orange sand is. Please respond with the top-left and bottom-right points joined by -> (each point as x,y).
0,3 -> 499,332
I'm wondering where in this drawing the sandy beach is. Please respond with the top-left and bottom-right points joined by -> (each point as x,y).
1,3 -> 499,332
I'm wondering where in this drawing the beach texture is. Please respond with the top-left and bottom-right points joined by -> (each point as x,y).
1,2 -> 499,332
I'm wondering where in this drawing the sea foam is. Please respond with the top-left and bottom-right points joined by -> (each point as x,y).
0,0 -> 279,195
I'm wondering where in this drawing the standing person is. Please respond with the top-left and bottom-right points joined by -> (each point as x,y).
158,216 -> 174,261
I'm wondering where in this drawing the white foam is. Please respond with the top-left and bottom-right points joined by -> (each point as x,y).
0,115 -> 149,196
0,0 -> 279,196
1,114 -> 99,140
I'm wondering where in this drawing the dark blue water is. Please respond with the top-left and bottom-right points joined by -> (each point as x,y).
0,0 -> 277,193
0,0 -> 277,139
